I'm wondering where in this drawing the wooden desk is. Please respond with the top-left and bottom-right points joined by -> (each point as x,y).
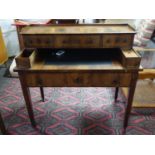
14,24 -> 141,132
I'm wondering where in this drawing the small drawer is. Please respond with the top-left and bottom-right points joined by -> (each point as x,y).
54,35 -> 100,48
23,35 -> 54,48
15,49 -> 36,69
103,34 -> 133,50
121,49 -> 141,69
25,72 -> 131,87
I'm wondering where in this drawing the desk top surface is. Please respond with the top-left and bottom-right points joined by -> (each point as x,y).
20,24 -> 135,35
15,48 -> 142,72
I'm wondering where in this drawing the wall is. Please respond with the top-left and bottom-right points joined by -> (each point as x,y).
0,19 -> 20,57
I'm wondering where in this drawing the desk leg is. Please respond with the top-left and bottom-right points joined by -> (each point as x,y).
0,112 -> 7,134
40,87 -> 45,102
19,73 -> 36,127
115,87 -> 119,101
124,73 -> 138,129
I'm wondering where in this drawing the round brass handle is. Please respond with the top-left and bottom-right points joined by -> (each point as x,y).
45,40 -> 50,44
135,62 -> 140,66
63,39 -> 80,44
75,77 -> 83,84
112,80 -> 120,86
106,39 -> 111,43
85,40 -> 93,44
123,39 -> 127,43
37,39 -> 41,43
28,40 -> 33,44
63,40 -> 69,44
37,79 -> 43,86
115,38 -> 120,43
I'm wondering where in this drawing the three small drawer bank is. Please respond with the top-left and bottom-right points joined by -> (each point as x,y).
20,24 -> 135,50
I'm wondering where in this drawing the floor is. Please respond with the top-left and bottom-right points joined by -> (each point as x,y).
133,80 -> 155,107
1,66 -> 155,135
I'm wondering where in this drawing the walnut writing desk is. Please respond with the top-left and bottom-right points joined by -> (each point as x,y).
14,24 -> 141,132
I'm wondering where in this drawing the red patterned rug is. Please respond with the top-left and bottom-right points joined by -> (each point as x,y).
0,78 -> 155,135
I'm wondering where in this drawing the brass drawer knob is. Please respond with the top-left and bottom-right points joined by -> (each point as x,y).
75,77 -> 83,84
29,40 -> 33,44
36,79 -> 43,86
115,38 -> 121,43
37,39 -> 41,43
106,39 -> 111,43
45,40 -> 50,44
63,40 -> 80,44
112,80 -> 120,86
123,39 -> 127,43
62,40 -> 69,44
85,40 -> 93,44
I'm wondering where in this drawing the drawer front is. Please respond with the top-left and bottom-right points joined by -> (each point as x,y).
23,34 -> 133,49
15,49 -> 36,69
121,50 -> 141,69
54,35 -> 100,48
23,35 -> 54,48
103,34 -> 133,49
126,58 -> 141,68
25,72 -> 131,87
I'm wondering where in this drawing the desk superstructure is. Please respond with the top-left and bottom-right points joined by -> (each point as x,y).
15,24 -> 141,133
20,24 -> 135,50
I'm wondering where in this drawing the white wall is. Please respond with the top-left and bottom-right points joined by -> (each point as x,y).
105,19 -> 142,29
0,19 -> 20,57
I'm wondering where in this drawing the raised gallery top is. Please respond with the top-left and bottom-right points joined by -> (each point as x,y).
20,24 -> 136,35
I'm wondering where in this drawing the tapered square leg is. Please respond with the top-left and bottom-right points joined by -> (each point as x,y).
0,112 -> 7,134
19,73 -> 36,127
40,87 -> 45,102
115,87 -> 119,101
124,73 -> 138,129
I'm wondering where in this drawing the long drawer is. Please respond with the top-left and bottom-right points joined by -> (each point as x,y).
25,72 -> 132,87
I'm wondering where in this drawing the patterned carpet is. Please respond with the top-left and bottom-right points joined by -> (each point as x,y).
1,76 -> 155,135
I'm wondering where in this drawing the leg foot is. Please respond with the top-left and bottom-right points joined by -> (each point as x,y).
24,88 -> 36,127
0,113 -> 7,134
124,73 -> 138,129
40,87 -> 45,102
115,87 -> 119,101
19,74 -> 36,127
